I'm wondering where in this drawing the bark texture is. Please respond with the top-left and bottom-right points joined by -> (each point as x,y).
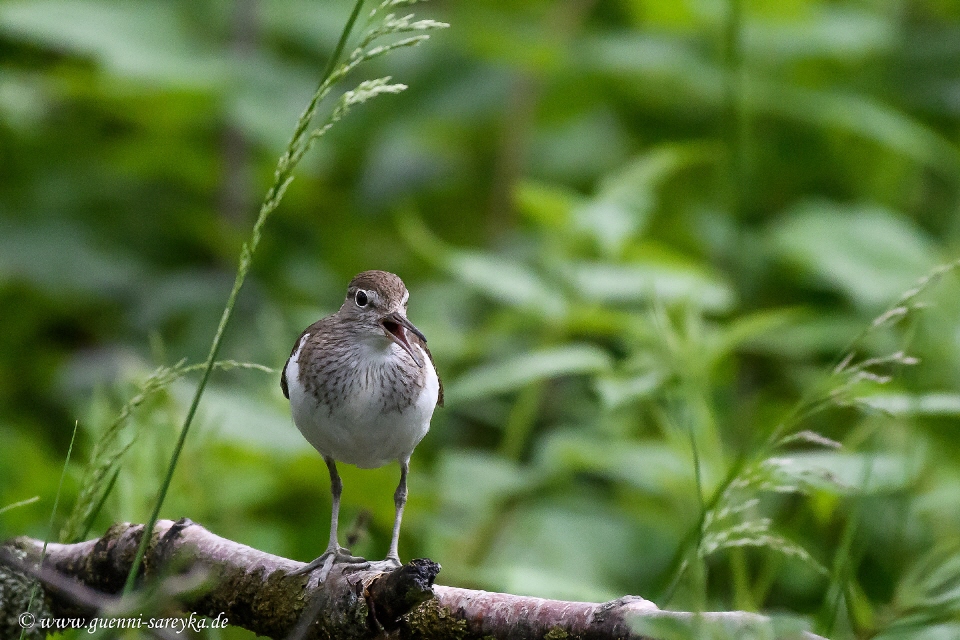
0,519 -> 824,640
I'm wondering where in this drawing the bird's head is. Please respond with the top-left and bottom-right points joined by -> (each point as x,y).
339,270 -> 427,367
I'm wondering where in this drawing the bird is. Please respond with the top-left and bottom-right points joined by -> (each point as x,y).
281,270 -> 442,580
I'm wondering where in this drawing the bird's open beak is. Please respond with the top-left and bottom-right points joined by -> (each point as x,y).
380,312 -> 426,367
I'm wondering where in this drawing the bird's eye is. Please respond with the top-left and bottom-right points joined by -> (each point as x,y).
355,290 -> 369,307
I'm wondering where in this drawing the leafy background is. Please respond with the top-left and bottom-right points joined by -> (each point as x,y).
2,0 -> 960,638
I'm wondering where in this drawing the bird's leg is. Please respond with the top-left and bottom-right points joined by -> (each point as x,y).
387,460 -> 408,563
292,457 -> 368,578
325,456 -> 347,553
353,459 -> 407,574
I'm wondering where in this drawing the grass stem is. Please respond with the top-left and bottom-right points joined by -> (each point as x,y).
20,420 -> 79,640
121,0 -> 368,596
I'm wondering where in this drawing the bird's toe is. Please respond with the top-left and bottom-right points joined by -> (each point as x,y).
290,553 -> 333,577
291,546 -> 370,579
358,557 -> 402,574
332,546 -> 367,564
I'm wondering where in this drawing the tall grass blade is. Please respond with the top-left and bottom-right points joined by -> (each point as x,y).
20,420 -> 79,640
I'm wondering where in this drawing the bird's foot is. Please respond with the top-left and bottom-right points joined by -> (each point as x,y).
291,546 -> 368,581
344,555 -> 402,575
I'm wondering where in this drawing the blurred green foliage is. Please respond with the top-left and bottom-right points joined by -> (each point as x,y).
2,0 -> 960,638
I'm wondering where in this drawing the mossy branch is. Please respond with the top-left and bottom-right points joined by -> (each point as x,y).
2,520 -> 826,640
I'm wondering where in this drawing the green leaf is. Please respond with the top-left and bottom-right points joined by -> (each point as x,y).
872,624 -> 960,640
0,0 -> 223,86
594,371 -> 667,409
176,384 -> 309,454
435,450 -> 529,513
631,611 -> 814,640
0,71 -> 48,129
739,312 -> 864,358
514,180 -> 582,229
583,32 -> 960,174
716,308 -> 801,356
448,345 -> 613,402
399,214 -> 566,317
894,543 -> 960,619
855,393 -> 960,417
582,32 -> 721,103
480,502 -> 636,601
566,260 -> 736,312
0,223 -> 145,297
768,452 -> 920,495
529,108 -> 631,183
476,563 -> 620,603
447,251 -> 566,317
745,8 -> 895,64
535,430 -> 689,495
770,202 -> 939,309
575,144 -> 713,255
752,83 -> 960,175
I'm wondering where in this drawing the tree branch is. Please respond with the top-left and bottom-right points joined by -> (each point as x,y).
0,519 -> 824,639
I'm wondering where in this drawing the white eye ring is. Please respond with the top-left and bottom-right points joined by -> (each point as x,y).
355,290 -> 369,307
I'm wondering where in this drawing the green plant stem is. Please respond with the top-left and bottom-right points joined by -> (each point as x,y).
78,467 -> 120,542
821,445 -> 877,636
499,382 -> 544,460
721,0 -> 747,215
0,496 -> 39,516
20,421 -> 78,640
679,402 -> 710,606
121,0 -> 367,596
730,548 -> 754,611
324,0 -> 365,82
658,449 -> 748,606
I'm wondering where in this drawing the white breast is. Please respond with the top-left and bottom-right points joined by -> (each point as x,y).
285,334 -> 439,469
